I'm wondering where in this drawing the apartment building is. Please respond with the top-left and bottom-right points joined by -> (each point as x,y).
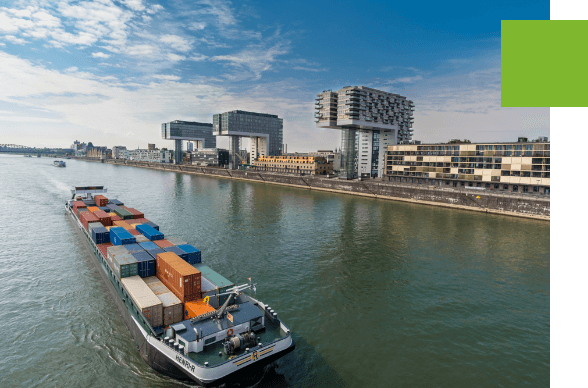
253,155 -> 333,175
125,149 -> 172,163
316,86 -> 414,179
385,140 -> 550,194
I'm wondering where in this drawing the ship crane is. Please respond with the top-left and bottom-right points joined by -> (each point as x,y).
215,282 -> 257,319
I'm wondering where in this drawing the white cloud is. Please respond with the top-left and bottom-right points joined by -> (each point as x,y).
211,43 -> 289,80
153,74 -> 181,81
121,0 -> 146,12
190,54 -> 208,61
159,34 -> 191,52
293,66 -> 326,72
167,53 -> 186,62
127,44 -> 156,56
388,75 -> 424,84
4,35 -> 29,45
147,4 -> 164,14
189,22 -> 206,30
92,52 -> 111,59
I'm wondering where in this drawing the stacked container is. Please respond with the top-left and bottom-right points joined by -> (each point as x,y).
72,201 -> 86,213
163,246 -> 189,262
193,264 -> 234,306
176,244 -> 201,264
93,210 -> 112,227
132,251 -> 155,278
110,227 -> 136,245
134,234 -> 149,243
80,212 -> 100,230
114,207 -> 134,220
123,207 -> 144,219
94,195 -> 109,207
121,276 -> 163,329
145,222 -> 159,231
144,276 -> 184,326
91,225 -> 110,244
184,300 -> 215,319
154,239 -> 173,248
113,220 -> 132,230
107,246 -> 138,278
109,199 -> 124,206
156,252 -> 201,303
136,224 -> 164,241
87,206 -> 99,213
97,242 -> 113,258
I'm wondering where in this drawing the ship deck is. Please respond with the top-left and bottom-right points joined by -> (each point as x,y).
187,318 -> 288,366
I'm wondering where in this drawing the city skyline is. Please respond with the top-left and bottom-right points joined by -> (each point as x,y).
0,0 -> 549,151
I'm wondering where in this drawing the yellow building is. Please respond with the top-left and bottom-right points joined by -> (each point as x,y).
385,141 -> 550,194
253,155 -> 333,175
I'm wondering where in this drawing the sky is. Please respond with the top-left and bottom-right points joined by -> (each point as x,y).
0,0 -> 550,152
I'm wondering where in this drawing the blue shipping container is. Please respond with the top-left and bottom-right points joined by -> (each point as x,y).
145,247 -> 165,260
124,243 -> 144,253
92,227 -> 110,244
110,227 -> 136,246
139,241 -> 159,251
136,224 -> 164,241
131,251 -> 155,278
109,199 -> 124,206
106,204 -> 120,211
176,244 -> 201,264
163,246 -> 192,263
98,206 -> 110,212
145,222 -> 159,231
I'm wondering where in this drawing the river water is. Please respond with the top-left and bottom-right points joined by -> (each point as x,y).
0,155 -> 549,387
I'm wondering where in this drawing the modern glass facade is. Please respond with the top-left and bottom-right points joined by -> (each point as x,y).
340,128 -> 358,179
161,121 -> 216,146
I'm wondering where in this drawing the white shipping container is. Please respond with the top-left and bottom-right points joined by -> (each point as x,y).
144,277 -> 185,325
121,276 -> 163,328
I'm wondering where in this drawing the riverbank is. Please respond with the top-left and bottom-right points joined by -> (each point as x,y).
75,158 -> 550,221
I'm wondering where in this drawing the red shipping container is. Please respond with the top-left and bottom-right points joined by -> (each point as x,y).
93,210 -> 112,227
156,252 -> 201,303
128,229 -> 140,236
126,207 -> 145,220
133,218 -> 151,224
94,195 -> 108,207
80,211 -> 99,230
154,239 -> 173,248
73,201 -> 86,212
111,215 -> 122,222
97,242 -> 113,258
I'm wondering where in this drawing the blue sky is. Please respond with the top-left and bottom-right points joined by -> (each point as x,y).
0,0 -> 549,151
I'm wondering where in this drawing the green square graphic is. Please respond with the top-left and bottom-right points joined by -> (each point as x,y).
502,20 -> 588,107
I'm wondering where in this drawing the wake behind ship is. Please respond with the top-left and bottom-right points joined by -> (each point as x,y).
65,186 -> 294,386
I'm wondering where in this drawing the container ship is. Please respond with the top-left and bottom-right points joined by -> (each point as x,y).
65,186 -> 295,386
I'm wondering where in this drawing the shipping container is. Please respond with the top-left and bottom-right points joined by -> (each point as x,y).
120,276 -> 163,328
111,215 -> 122,222
98,206 -> 111,212
77,208 -> 89,217
128,229 -> 140,236
80,211 -> 99,230
113,220 -> 132,230
143,277 -> 184,326
94,195 -> 109,207
200,276 -> 220,308
156,252 -> 201,303
92,226 -> 110,244
124,243 -> 144,253
145,221 -> 159,231
110,227 -> 136,245
176,244 -> 201,264
108,246 -> 138,278
88,222 -> 103,231
106,245 -> 127,266
106,204 -> 120,211
134,218 -> 151,224
97,242 -> 113,259
166,237 -> 187,246
184,300 -> 215,319
134,234 -> 149,243
139,241 -> 159,251
136,224 -> 164,241
123,206 -> 144,219
82,199 -> 95,207
193,264 -> 234,306
163,246 -> 188,262
108,199 -> 124,206
154,239 -> 173,248
87,206 -> 100,213
145,247 -> 165,260
72,201 -> 86,213
93,210 -> 112,227
114,207 -> 134,220
131,251 -> 156,278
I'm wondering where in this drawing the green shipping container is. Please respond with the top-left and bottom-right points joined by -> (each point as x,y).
114,208 -> 134,220
108,246 -> 138,279
192,263 -> 234,305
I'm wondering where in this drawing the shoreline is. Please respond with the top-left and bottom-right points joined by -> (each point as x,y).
75,158 -> 550,222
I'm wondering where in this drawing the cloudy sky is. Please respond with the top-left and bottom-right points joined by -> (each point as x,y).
0,0 -> 549,151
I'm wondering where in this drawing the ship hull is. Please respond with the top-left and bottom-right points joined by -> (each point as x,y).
66,204 -> 295,386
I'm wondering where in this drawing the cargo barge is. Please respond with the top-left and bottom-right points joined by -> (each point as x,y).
65,186 -> 295,386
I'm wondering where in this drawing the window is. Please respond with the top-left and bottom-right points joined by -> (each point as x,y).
523,186 -> 529,193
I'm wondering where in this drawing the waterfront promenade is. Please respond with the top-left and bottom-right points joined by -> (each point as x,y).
75,157 -> 550,221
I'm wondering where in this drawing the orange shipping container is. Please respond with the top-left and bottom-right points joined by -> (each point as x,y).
156,252 -> 201,303
113,220 -> 132,230
184,300 -> 215,319
87,206 -> 100,213
154,239 -> 173,248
